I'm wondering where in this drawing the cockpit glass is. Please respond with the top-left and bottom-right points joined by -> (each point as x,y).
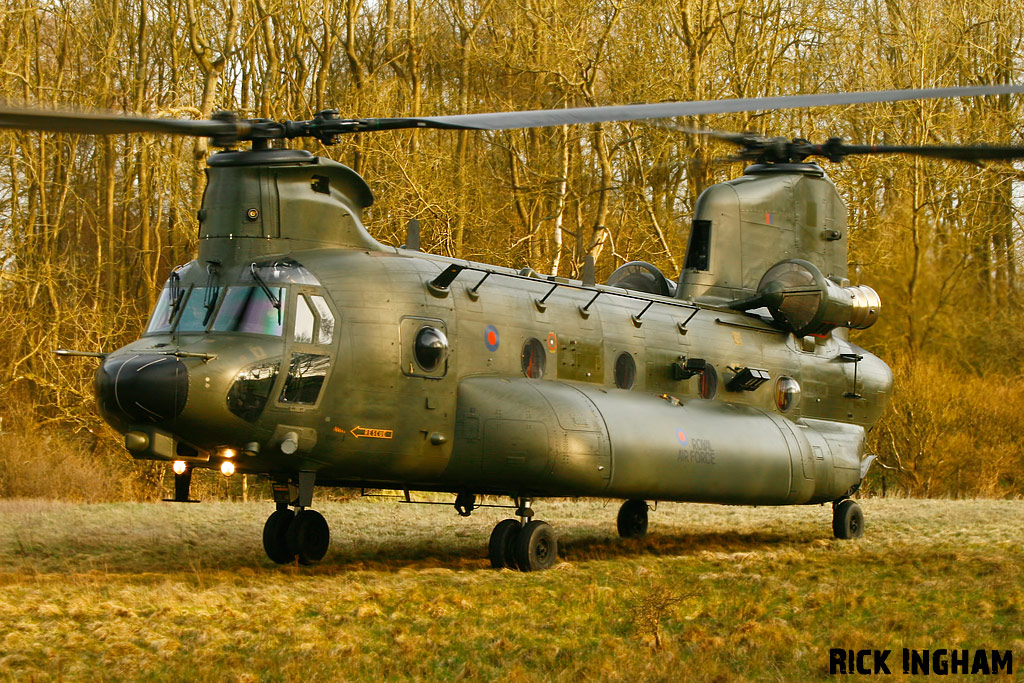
177,287 -> 221,332
281,353 -> 330,404
213,286 -> 286,336
146,288 -> 175,334
294,296 -> 315,343
311,296 -> 335,344
244,258 -> 320,285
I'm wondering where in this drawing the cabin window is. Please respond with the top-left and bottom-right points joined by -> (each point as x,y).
684,219 -> 711,271
280,353 -> 330,404
614,352 -> 636,389
414,326 -> 448,372
213,286 -> 286,336
776,376 -> 801,412
521,338 -> 546,379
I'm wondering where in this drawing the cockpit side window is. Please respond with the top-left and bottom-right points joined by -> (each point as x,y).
291,293 -> 336,345
294,295 -> 315,343
146,288 -> 176,334
280,353 -> 330,404
213,286 -> 287,336
311,296 -> 335,344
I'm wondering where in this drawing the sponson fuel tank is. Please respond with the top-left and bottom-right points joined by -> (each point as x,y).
444,377 -> 863,505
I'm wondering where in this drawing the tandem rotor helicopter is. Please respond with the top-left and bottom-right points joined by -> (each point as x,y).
5,85 -> 1023,571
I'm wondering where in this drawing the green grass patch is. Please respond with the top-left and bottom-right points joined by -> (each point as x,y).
0,498 -> 1021,680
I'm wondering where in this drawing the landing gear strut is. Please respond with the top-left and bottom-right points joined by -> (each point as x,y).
488,498 -> 558,572
262,472 -> 331,565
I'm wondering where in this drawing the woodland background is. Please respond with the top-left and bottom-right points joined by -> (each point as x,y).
0,0 -> 1022,500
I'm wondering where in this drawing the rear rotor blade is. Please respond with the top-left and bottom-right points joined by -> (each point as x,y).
817,141 -> 1024,162
349,85 -> 1024,133
653,125 -> 1024,164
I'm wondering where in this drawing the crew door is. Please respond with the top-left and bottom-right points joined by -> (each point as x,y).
263,286 -> 338,451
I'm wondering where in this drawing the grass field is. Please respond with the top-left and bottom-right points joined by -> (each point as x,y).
0,497 -> 1020,681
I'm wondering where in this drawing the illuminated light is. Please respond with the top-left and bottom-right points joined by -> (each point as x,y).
220,460 -> 236,476
172,460 -> 188,475
221,448 -> 237,459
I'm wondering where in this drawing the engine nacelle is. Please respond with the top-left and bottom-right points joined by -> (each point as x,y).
731,259 -> 880,337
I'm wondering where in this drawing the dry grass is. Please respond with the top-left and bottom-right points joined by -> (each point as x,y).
0,497 -> 1021,681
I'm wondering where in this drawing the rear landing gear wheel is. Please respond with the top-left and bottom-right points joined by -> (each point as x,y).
488,519 -> 521,569
287,509 -> 331,565
513,520 -> 558,572
263,509 -> 296,564
617,499 -> 649,538
832,499 -> 864,539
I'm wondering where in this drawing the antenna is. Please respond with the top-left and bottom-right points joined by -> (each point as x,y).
582,254 -> 596,287
406,218 -> 421,251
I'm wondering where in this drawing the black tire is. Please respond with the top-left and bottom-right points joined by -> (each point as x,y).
512,520 -> 558,572
832,499 -> 864,539
287,509 -> 331,565
617,499 -> 649,539
263,509 -> 296,564
488,519 -> 521,569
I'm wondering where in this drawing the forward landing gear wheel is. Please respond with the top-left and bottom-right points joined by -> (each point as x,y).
513,520 -> 558,572
488,519 -> 521,569
617,499 -> 649,538
263,509 -> 296,564
832,499 -> 864,539
287,509 -> 331,565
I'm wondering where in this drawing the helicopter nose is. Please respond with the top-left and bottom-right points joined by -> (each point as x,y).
95,354 -> 189,426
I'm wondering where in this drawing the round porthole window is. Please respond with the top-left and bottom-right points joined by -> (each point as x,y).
414,326 -> 448,372
699,364 -> 718,400
776,376 -> 801,412
614,352 -> 636,390
521,338 -> 546,379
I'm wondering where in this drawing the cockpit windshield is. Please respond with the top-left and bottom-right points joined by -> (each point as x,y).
212,286 -> 287,336
146,288 -> 176,334
177,287 -> 221,332
144,259 -> 315,337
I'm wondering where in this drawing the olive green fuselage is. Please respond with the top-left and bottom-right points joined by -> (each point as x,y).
109,246 -> 890,506
98,151 -> 892,508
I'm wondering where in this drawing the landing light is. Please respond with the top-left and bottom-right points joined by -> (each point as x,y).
172,460 -> 188,475
221,448 -> 237,459
221,460 -> 236,476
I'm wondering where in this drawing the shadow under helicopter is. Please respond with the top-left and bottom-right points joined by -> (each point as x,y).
271,529 -> 811,573
6,527 -> 813,576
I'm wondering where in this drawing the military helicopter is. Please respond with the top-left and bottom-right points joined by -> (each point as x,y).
6,84 -> 1023,571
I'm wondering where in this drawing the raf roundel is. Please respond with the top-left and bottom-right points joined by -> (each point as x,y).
677,430 -> 688,446
484,325 -> 500,352
546,332 -> 558,352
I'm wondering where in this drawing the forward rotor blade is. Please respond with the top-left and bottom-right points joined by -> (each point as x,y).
0,107 -> 237,137
350,85 -> 1024,133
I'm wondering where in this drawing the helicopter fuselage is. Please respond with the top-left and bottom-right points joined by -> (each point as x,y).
99,242 -> 891,507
